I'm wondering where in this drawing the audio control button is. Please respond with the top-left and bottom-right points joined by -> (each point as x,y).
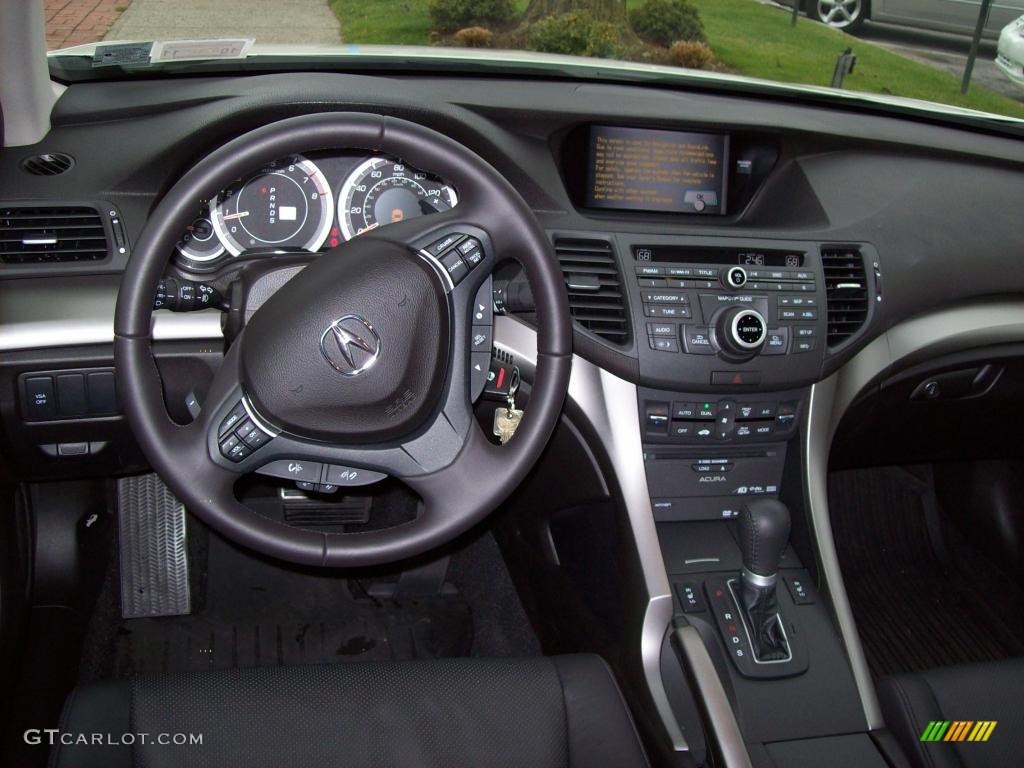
723,266 -> 747,289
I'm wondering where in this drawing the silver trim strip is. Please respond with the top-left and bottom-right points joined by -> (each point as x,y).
740,568 -> 776,589
493,314 -> 687,752
806,300 -> 1024,731
0,309 -> 223,351
672,625 -> 753,768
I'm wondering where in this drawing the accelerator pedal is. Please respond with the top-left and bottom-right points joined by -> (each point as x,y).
118,473 -> 191,618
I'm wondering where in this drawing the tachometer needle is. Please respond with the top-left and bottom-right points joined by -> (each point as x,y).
222,211 -> 249,221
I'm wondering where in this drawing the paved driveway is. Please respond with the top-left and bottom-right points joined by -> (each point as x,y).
857,21 -> 1023,102
106,0 -> 342,46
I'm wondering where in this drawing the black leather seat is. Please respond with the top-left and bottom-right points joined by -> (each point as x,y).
878,658 -> 1024,768
50,655 -> 649,768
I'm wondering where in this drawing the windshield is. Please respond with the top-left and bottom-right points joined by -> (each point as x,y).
45,0 -> 1024,123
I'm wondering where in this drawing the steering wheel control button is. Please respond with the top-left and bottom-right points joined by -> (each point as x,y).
723,266 -> 747,289
471,326 -> 492,352
219,401 -> 248,436
426,233 -> 465,257
257,460 -> 323,483
438,250 -> 469,285
324,464 -> 387,487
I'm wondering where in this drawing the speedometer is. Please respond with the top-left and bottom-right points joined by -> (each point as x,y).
337,156 -> 457,240
212,155 -> 333,256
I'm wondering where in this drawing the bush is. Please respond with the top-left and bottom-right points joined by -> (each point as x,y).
527,12 -> 623,58
428,0 -> 514,33
668,39 -> 714,69
454,26 -> 495,47
629,0 -> 705,47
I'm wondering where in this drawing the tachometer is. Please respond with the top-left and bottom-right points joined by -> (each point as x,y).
337,156 -> 457,240
212,155 -> 333,256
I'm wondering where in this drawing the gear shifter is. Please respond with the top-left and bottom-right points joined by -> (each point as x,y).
737,499 -> 791,661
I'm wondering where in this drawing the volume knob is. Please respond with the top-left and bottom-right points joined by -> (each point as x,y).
717,307 -> 767,357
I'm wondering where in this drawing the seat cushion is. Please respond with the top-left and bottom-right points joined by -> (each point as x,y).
878,658 -> 1024,768
50,655 -> 649,768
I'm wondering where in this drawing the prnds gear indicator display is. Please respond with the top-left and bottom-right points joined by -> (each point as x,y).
586,125 -> 728,215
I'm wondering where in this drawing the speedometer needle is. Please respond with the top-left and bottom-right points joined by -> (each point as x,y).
222,211 -> 249,221
356,223 -> 379,236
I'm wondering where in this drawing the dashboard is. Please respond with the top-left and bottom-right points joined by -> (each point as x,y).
173,150 -> 456,272
0,71 -> 1022,490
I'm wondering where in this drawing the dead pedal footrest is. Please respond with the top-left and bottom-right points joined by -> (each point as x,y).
118,473 -> 191,618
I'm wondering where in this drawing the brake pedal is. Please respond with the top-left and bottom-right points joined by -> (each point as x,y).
118,473 -> 191,618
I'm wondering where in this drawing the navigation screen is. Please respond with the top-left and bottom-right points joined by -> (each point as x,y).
585,125 -> 728,215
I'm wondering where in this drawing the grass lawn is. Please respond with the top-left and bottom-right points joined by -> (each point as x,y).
330,0 -> 1024,119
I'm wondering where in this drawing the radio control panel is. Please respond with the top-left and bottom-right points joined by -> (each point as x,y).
624,238 -> 828,390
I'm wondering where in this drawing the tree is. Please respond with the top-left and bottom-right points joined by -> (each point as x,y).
523,0 -> 627,22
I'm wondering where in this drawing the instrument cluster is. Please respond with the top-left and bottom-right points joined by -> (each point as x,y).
173,150 -> 458,272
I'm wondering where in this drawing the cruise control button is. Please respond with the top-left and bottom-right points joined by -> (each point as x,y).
324,464 -> 388,486
256,460 -> 322,483
457,237 -> 481,256
426,233 -> 465,256
461,247 -> 484,269
439,251 -> 468,285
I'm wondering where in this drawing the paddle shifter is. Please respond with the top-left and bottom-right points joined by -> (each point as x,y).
738,499 -> 791,661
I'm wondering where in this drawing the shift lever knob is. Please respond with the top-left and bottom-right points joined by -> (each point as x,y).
739,499 -> 791,580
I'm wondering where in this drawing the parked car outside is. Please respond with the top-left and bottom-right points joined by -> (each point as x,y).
806,0 -> 1024,36
996,14 -> 1024,86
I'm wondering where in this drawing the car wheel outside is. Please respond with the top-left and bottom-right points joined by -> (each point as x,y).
806,0 -> 868,33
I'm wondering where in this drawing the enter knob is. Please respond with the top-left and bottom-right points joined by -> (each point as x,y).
717,307 -> 767,357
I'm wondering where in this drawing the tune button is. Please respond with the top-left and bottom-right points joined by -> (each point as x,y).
723,266 -> 748,289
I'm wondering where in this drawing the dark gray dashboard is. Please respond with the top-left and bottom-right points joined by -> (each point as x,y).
1,71 -> 1023,387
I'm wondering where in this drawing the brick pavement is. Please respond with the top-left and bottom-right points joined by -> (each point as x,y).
45,0 -> 131,50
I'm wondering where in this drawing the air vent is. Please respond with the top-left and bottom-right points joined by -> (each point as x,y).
822,247 -> 869,347
0,206 -> 109,264
21,152 -> 74,176
554,237 -> 630,345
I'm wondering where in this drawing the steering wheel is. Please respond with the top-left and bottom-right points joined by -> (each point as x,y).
114,113 -> 571,567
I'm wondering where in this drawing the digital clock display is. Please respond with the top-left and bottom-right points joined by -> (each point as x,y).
634,245 -> 804,268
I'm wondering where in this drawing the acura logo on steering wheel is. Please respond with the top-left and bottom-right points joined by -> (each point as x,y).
319,315 -> 381,377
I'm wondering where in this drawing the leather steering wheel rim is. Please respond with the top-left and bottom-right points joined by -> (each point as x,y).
115,112 -> 571,567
